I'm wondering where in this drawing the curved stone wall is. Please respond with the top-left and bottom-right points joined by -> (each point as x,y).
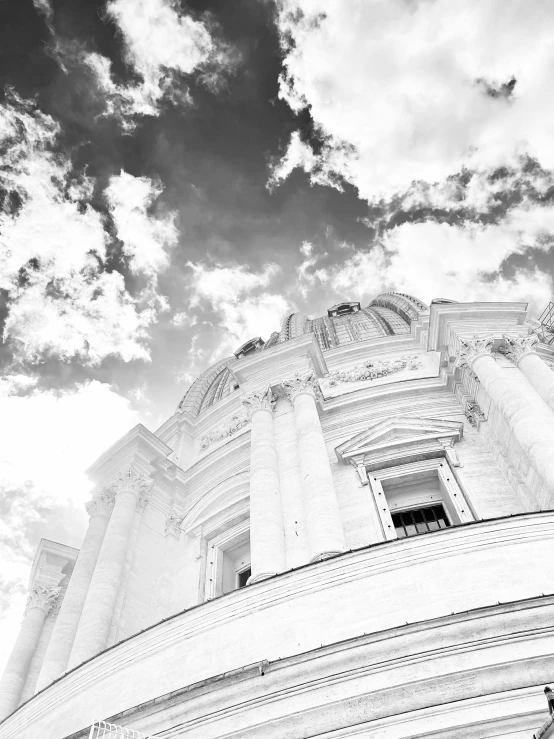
2,511 -> 553,739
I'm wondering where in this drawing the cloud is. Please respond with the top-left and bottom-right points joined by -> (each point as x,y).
0,378 -> 140,672
0,90 -> 172,364
35,0 -> 237,132
171,312 -> 198,328
186,262 -> 287,357
274,0 -> 554,200
105,171 -> 177,280
297,209 -> 553,315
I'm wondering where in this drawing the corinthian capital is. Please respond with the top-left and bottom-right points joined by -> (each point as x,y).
282,371 -> 321,403
85,489 -> 116,518
241,386 -> 275,418
502,333 -> 539,365
25,583 -> 60,616
111,468 -> 152,500
455,334 -> 494,369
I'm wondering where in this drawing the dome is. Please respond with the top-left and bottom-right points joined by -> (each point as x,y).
176,292 -> 428,416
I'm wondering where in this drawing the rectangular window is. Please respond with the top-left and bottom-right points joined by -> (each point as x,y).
391,503 -> 450,539
237,566 -> 251,589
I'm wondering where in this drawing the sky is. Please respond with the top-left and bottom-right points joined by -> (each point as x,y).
1,0 -> 554,671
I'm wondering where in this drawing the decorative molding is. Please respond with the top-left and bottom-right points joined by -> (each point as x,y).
325,354 -> 422,387
137,486 -> 152,513
241,387 -> 275,418
25,583 -> 60,616
199,408 -> 250,452
455,334 -> 494,369
501,333 -> 539,365
85,489 -> 116,518
335,416 -> 464,472
165,510 -> 183,539
282,370 -> 320,403
464,401 -> 486,429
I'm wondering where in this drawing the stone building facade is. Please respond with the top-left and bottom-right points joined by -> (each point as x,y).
1,293 -> 554,738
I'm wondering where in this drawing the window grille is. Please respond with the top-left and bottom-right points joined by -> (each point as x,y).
88,720 -> 153,739
391,504 -> 450,538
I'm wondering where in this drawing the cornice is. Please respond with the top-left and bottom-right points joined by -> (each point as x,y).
427,302 -> 528,352
86,424 -> 173,482
231,333 -> 328,386
28,539 -> 79,591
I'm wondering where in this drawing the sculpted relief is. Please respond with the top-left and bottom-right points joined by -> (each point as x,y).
199,408 -> 250,452
326,354 -> 423,387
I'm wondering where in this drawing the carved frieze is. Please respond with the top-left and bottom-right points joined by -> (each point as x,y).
25,583 -> 60,616
325,354 -> 422,387
199,408 -> 250,452
502,333 -> 539,364
455,334 -> 494,369
282,371 -> 320,402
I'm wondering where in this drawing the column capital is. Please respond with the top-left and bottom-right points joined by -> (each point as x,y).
25,583 -> 60,616
455,334 -> 494,369
502,332 -> 539,365
85,489 -> 115,518
282,371 -> 321,404
241,386 -> 275,418
110,467 -> 153,505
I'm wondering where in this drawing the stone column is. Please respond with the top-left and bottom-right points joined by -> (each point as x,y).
457,335 -> 554,497
503,333 -> 554,413
34,490 -> 115,692
67,469 -> 152,669
0,584 -> 59,719
242,387 -> 286,583
283,371 -> 346,562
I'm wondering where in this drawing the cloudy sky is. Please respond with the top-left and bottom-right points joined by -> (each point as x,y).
2,0 -> 554,669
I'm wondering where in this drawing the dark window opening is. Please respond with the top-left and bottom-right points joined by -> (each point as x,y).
237,567 -> 251,588
392,504 -> 450,538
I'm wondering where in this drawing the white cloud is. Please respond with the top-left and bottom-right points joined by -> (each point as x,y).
83,0 -> 235,130
0,91 -> 172,364
186,262 -> 287,357
274,0 -> 554,200
105,171 -> 177,280
0,379 -> 140,673
188,261 -> 280,304
171,312 -> 198,328
300,209 -> 553,315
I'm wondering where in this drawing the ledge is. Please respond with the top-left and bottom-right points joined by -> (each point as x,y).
3,511 -> 554,739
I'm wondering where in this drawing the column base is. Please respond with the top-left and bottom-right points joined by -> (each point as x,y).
309,550 -> 343,564
247,572 -> 277,585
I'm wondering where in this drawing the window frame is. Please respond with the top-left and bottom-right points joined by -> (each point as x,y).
367,458 -> 473,541
205,519 -> 250,599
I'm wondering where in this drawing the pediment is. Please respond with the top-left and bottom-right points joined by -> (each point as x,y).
335,416 -> 463,467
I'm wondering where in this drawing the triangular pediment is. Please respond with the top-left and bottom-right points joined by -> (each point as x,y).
335,416 -> 463,465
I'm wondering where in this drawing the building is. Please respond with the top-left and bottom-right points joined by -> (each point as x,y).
1,292 -> 554,738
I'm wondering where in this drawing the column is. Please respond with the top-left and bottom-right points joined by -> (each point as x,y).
504,333 -> 554,413
283,371 -> 346,562
0,584 -> 59,719
457,335 -> 554,497
67,468 -> 152,669
34,490 -> 115,692
242,387 -> 286,583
